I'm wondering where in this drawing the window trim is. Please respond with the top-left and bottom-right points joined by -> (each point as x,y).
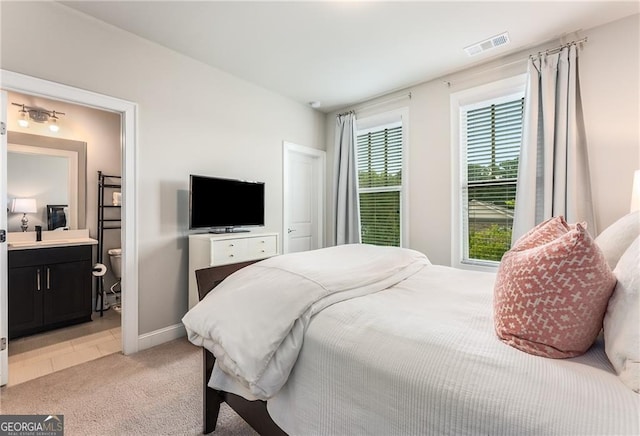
355,107 -> 409,247
450,75 -> 526,271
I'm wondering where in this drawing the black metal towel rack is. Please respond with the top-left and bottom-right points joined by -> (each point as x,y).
96,171 -> 121,317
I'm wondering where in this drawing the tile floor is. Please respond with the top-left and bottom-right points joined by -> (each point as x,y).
7,308 -> 121,386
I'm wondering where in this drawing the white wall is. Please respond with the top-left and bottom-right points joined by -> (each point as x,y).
578,15 -> 640,230
326,14 -> 640,266
1,2 -> 326,335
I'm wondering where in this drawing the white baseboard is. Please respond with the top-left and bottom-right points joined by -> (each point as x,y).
137,323 -> 186,352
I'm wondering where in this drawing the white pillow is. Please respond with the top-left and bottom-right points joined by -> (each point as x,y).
595,211 -> 640,269
603,236 -> 640,392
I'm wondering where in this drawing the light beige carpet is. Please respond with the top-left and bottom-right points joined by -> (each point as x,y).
0,337 -> 257,435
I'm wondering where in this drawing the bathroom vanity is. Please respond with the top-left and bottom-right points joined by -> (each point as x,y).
7,230 -> 97,339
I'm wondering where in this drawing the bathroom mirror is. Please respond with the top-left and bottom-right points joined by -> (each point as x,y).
7,132 -> 86,232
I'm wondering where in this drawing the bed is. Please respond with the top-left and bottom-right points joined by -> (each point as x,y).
183,214 -> 640,435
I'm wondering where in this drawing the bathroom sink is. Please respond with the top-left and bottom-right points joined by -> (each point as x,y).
8,241 -> 35,247
10,239 -> 71,247
7,230 -> 97,249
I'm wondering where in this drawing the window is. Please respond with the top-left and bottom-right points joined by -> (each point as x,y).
356,113 -> 406,247
451,75 -> 526,270
460,95 -> 524,264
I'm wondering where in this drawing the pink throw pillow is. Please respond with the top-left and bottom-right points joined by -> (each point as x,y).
512,216 -> 572,250
494,220 -> 616,358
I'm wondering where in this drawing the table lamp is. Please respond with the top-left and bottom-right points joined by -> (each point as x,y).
10,198 -> 37,232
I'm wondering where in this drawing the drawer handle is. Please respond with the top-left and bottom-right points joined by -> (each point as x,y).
229,254 -> 234,257
36,269 -> 41,291
229,244 -> 234,247
261,249 -> 265,253
46,267 -> 51,290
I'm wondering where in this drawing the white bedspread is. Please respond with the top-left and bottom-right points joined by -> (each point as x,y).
182,244 -> 429,399
266,265 -> 640,435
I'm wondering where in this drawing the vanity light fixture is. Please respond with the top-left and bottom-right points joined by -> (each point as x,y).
10,198 -> 37,232
12,102 -> 66,132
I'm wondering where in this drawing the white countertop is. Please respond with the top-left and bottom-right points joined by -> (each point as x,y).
7,229 -> 98,250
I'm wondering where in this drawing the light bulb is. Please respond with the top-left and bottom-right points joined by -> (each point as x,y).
49,114 -> 59,132
18,107 -> 29,128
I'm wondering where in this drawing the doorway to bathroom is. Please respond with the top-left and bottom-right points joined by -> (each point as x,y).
5,93 -> 121,385
0,70 -> 139,386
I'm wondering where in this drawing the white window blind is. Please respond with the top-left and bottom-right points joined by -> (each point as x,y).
461,96 -> 524,263
356,123 -> 403,246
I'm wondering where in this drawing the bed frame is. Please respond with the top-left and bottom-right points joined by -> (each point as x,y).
195,261 -> 288,435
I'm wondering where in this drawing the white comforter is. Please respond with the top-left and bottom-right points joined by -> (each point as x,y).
268,264 -> 640,435
182,244 -> 429,400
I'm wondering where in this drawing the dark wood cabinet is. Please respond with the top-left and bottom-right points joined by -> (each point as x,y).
8,245 -> 93,339
7,265 -> 43,337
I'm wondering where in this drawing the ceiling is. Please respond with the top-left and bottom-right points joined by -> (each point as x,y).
60,1 -> 639,112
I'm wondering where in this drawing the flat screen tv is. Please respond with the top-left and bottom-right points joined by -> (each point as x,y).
189,174 -> 265,233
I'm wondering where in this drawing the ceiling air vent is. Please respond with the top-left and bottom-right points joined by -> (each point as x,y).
464,32 -> 510,56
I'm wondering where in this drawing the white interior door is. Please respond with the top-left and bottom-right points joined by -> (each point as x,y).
1,90 -> 9,386
283,142 -> 325,254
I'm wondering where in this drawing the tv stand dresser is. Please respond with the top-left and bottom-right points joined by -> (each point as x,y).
187,232 -> 279,309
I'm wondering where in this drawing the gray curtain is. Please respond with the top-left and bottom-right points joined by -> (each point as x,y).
512,45 -> 596,242
333,112 -> 361,245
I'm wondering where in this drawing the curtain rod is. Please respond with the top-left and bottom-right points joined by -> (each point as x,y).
529,37 -> 587,60
442,58 -> 526,87
443,37 -> 588,88
338,92 -> 412,117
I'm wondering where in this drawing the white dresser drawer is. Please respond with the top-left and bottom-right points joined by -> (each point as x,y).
210,238 -> 248,265
247,235 -> 278,258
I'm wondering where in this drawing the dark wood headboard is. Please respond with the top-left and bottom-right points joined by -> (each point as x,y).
195,260 -> 260,301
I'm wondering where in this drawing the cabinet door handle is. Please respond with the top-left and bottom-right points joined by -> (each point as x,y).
36,269 -> 41,291
46,267 -> 51,290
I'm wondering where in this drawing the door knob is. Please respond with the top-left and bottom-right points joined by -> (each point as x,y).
287,228 -> 296,234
